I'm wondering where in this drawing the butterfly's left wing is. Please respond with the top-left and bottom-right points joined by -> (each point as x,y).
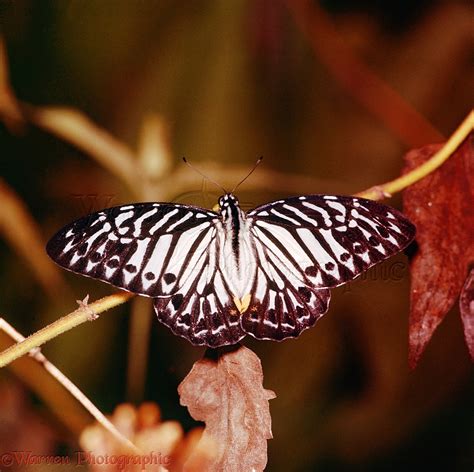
242,194 -> 415,341
153,254 -> 247,347
46,203 -> 246,347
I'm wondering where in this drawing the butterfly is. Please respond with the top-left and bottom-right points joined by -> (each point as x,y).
46,189 -> 416,347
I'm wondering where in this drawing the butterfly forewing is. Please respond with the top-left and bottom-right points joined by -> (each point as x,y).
46,203 -> 219,297
247,195 -> 415,289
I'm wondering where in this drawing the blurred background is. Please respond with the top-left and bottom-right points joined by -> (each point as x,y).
0,0 -> 473,470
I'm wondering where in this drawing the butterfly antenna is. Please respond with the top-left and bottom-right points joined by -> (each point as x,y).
231,156 -> 263,193
182,157 -> 227,193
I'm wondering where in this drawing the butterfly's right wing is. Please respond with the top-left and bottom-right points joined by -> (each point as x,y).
241,195 -> 415,342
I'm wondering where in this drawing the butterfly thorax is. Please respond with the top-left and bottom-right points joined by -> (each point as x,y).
217,193 -> 256,300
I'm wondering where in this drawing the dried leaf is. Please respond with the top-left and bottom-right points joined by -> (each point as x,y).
460,268 -> 474,361
403,137 -> 474,368
178,345 -> 276,472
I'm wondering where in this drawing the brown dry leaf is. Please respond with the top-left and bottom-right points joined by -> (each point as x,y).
178,345 -> 276,472
402,136 -> 474,368
459,268 -> 474,360
168,427 -> 214,472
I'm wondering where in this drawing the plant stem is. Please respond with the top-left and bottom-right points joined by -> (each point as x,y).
0,291 -> 134,369
0,319 -> 140,454
356,110 -> 474,200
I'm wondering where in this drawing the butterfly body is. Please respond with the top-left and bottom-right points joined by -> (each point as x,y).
217,193 -> 256,301
47,193 -> 415,347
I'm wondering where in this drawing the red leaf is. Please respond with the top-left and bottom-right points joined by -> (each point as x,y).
460,268 -> 474,361
403,136 -> 474,368
178,345 -> 276,472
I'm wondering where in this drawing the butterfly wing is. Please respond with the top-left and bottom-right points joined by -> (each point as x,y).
242,239 -> 331,341
47,203 -> 218,296
153,254 -> 246,347
242,195 -> 415,340
46,203 -> 246,346
248,195 -> 415,288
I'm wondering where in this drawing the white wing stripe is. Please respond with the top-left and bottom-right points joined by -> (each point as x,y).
302,202 -> 332,226
167,212 -> 193,232
116,210 -> 135,227
149,209 -> 179,234
283,204 -> 319,226
133,209 -> 158,237
296,228 -> 337,267
270,208 -> 301,225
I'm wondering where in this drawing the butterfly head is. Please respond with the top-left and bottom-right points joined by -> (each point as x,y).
217,193 -> 240,217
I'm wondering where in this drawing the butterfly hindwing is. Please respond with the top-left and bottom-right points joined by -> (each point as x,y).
154,258 -> 246,347
242,241 -> 331,341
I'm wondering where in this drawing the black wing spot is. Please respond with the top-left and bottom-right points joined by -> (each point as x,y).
267,279 -> 280,291
340,252 -> 350,261
77,243 -> 88,255
180,312 -> 191,325
325,262 -> 335,270
267,309 -> 277,324
210,313 -> 222,330
172,294 -> 184,310
107,258 -> 120,268
368,236 -> 379,246
144,271 -> 155,280
345,227 -> 361,242
125,263 -> 137,273
201,283 -> 213,296
164,273 -> 177,284
90,252 -> 102,263
298,286 -> 312,303
377,226 -> 389,238
305,266 -> 318,277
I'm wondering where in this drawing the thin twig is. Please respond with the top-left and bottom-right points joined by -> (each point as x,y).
0,318 -> 140,454
356,110 -> 474,200
126,297 -> 153,403
0,292 -> 135,368
24,105 -> 141,194
0,39 -> 24,132
0,177 -> 66,297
